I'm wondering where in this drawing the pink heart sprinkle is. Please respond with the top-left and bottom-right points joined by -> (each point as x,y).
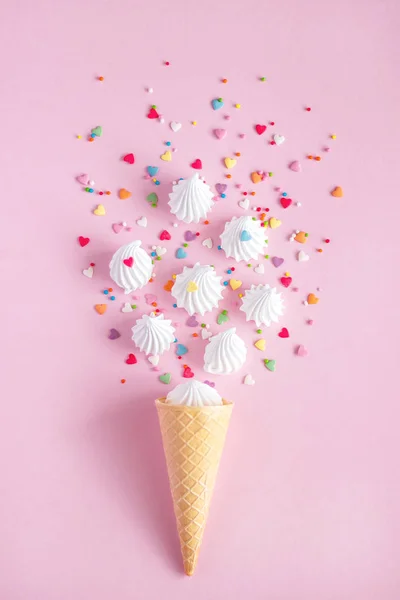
214,128 -> 227,140
289,160 -> 302,172
112,223 -> 124,234
239,133 -> 246,138
152,367 -> 160,372
76,173 -> 89,185
296,345 -> 309,357
125,226 -> 133,232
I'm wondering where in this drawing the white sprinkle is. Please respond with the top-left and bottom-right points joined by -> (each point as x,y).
296,202 -> 302,207
147,87 -> 153,93
89,180 -> 95,186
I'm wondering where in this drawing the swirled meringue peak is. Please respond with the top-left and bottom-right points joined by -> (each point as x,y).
131,313 -> 175,356
240,283 -> 285,327
168,173 -> 215,223
204,327 -> 247,375
220,215 -> 267,262
109,240 -> 152,294
166,379 -> 223,407
171,263 -> 224,316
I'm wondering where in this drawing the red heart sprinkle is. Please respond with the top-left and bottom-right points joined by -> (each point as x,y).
280,277 -> 292,288
123,153 -> 135,164
280,197 -> 292,209
160,230 -> 171,241
147,108 -> 159,119
278,327 -> 289,338
126,353 -> 137,365
78,236 -> 90,247
191,159 -> 202,169
123,257 -> 134,267
183,366 -> 194,378
255,124 -> 267,135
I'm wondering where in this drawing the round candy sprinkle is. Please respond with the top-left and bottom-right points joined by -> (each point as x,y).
221,193 -> 226,198
121,379 -> 126,384
222,78 -> 228,83
306,107 -> 311,112
173,303 -> 177,308
110,296 -> 116,301
331,134 -> 337,139
235,103 -> 241,109
103,290 -> 109,295
192,121 -> 197,126
260,77 -> 266,82
166,141 -> 171,146
223,281 -> 228,286
282,192 -> 287,197
98,76 -> 104,81
256,329 -> 262,334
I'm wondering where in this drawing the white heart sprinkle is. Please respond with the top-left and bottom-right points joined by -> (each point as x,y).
121,303 -> 134,313
137,217 -> 147,228
238,197 -> 249,210
82,266 -> 93,278
254,264 -> 264,274
201,329 -> 213,340
244,374 -> 255,385
273,134 -> 285,145
148,355 -> 160,366
155,246 -> 167,256
298,250 -> 310,262
202,238 -> 213,249
170,121 -> 182,132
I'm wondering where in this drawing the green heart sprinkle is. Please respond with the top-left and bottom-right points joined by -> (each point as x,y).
217,311 -> 229,325
264,359 -> 276,372
91,126 -> 102,137
146,192 -> 158,206
159,373 -> 171,384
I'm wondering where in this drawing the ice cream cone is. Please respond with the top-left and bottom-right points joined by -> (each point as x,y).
156,397 -> 233,575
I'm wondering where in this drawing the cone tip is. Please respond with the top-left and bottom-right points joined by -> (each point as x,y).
184,564 -> 195,576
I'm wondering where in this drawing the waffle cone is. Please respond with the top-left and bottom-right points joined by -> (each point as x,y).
156,398 -> 233,576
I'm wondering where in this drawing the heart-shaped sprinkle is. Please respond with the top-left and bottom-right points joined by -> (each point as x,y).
307,293 -> 319,305
289,160 -> 302,172
145,293 -> 157,305
155,246 -> 166,257
78,236 -> 90,247
147,193 -> 158,207
255,124 -> 267,135
203,380 -> 215,388
224,157 -> 237,169
148,355 -> 160,366
176,343 -> 188,356
121,303 -> 134,313
280,197 -> 292,209
123,257 -> 134,268
147,107 -> 159,119
159,230 -> 171,241
239,197 -> 249,209
186,315 -> 199,327
186,281 -> 198,292
240,230 -> 252,242
229,279 -> 242,291
244,374 -> 255,385
109,328 -> 121,340
147,166 -> 159,177
202,238 -> 213,249
136,217 -> 147,228
295,231 -> 307,243
254,264 -> 264,274
278,327 -> 289,338
119,188 -> 132,200
296,345 -> 309,357
123,153 -> 135,164
184,231 -> 197,242
331,186 -> 343,197
161,150 -> 172,162
254,339 -> 266,351
126,353 -> 137,365
191,158 -> 202,169
211,98 -> 224,110
82,266 -> 93,278
176,248 -> 187,259
213,128 -> 227,140
264,359 -> 276,372
91,126 -> 102,137
298,250 -> 310,262
112,223 -> 124,234
183,366 -> 194,378
159,372 -> 171,384
170,121 -> 182,132
95,304 -> 107,315
164,280 -> 174,292
217,311 -> 229,325
251,172 -> 263,184
273,134 -> 285,145
280,276 -> 292,288
271,256 -> 284,268
215,183 -> 227,194
269,217 -> 281,229
201,329 -> 212,340
93,204 -> 106,216
76,173 -> 89,185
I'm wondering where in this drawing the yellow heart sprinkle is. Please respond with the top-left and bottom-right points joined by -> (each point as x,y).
269,217 -> 281,229
229,278 -> 242,291
186,281 -> 198,292
94,204 -> 106,216
161,150 -> 172,162
254,339 -> 266,351
224,157 -> 237,169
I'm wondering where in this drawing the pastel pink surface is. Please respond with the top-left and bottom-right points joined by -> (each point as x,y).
1,1 -> 400,599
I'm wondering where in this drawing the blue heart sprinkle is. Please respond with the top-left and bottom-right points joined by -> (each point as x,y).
176,248 -> 187,259
147,166 -> 159,177
176,343 -> 188,356
240,230 -> 252,242
211,98 -> 224,110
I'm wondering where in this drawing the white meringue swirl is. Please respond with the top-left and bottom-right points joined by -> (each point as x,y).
240,284 -> 285,327
204,327 -> 247,375
109,240 -> 152,294
166,379 -> 223,407
220,215 -> 268,262
131,313 -> 175,356
171,263 -> 224,316
168,173 -> 215,223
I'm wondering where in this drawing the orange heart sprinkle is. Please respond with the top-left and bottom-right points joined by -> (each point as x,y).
331,186 -> 343,198
164,280 -> 174,292
119,188 -> 132,200
295,231 -> 307,243
307,293 -> 319,305
251,171 -> 262,184
94,304 -> 107,315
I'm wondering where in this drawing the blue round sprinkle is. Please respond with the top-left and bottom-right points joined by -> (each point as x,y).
110,296 -> 116,301
155,180 -> 160,185
282,192 -> 287,197
223,281 -> 228,286
173,303 -> 177,308
218,245 -> 222,250
151,252 -> 156,257
166,141 -> 171,146
103,290 -> 109,295
221,193 -> 226,198
89,188 -> 94,193
90,133 -> 96,138
227,269 -> 232,274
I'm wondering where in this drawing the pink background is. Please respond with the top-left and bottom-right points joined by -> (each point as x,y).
1,0 -> 400,598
